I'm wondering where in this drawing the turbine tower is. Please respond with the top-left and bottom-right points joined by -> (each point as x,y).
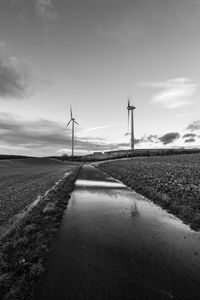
66,106 -> 79,156
127,96 -> 136,150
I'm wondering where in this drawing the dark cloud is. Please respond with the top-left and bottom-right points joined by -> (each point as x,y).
125,134 -> 159,144
159,132 -> 180,145
133,135 -> 159,144
134,138 -> 144,145
0,113 -> 66,146
114,142 -> 130,148
183,133 -> 196,139
124,132 -> 130,136
187,120 -> 200,131
184,138 -> 196,143
0,57 -> 31,99
136,135 -> 160,144
125,132 -> 181,146
0,113 -> 128,154
145,134 -> 159,143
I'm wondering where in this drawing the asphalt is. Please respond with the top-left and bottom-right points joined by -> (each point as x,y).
33,164 -> 200,300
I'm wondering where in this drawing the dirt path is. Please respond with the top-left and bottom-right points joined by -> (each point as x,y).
33,164 -> 200,300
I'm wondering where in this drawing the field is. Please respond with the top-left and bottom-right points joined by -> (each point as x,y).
0,166 -> 81,300
0,158 -> 81,231
98,153 -> 200,230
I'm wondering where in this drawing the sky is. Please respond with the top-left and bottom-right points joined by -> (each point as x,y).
0,0 -> 200,156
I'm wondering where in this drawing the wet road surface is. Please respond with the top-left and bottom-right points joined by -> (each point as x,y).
33,165 -> 200,300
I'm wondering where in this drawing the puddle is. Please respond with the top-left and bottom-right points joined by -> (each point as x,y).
75,179 -> 126,188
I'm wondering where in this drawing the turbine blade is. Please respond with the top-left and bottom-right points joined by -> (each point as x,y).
128,96 -> 131,108
74,120 -> 79,125
70,105 -> 73,119
66,119 -> 72,127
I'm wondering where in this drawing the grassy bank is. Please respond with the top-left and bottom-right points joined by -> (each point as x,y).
0,165 -> 81,300
98,153 -> 200,231
0,158 -> 80,226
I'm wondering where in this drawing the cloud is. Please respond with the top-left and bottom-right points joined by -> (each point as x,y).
1,113 -> 197,156
35,0 -> 58,20
0,113 -> 129,155
159,132 -> 180,145
145,134 -> 159,143
183,133 -> 196,139
84,123 -> 125,132
124,132 -> 144,143
115,140 -> 142,148
124,134 -> 159,144
124,132 -> 130,136
0,56 -> 32,99
185,138 -> 196,143
0,113 -> 65,145
125,132 -> 182,146
140,78 -> 198,109
187,120 -> 200,131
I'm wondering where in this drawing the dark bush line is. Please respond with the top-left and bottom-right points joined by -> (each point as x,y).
98,160 -> 200,231
0,166 -> 81,300
57,148 -> 200,162
0,155 -> 32,160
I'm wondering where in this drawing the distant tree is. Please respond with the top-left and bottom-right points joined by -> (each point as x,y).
61,153 -> 69,161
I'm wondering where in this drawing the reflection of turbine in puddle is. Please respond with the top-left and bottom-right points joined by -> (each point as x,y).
131,203 -> 139,218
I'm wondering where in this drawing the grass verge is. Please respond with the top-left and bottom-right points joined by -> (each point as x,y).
0,166 -> 81,300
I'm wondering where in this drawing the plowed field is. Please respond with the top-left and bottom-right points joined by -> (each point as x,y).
98,153 -> 200,230
0,158 -> 80,226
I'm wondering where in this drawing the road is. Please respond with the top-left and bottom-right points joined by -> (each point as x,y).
33,164 -> 200,300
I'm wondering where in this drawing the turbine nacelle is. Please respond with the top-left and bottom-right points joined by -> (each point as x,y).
127,96 -> 136,111
127,105 -> 136,110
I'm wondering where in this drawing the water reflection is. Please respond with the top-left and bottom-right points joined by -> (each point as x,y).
131,203 -> 139,218
75,179 -> 126,189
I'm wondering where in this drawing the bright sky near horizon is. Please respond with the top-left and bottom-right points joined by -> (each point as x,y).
0,0 -> 200,156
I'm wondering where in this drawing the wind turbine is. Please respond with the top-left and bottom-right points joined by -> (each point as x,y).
127,96 -> 136,150
66,106 -> 78,156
